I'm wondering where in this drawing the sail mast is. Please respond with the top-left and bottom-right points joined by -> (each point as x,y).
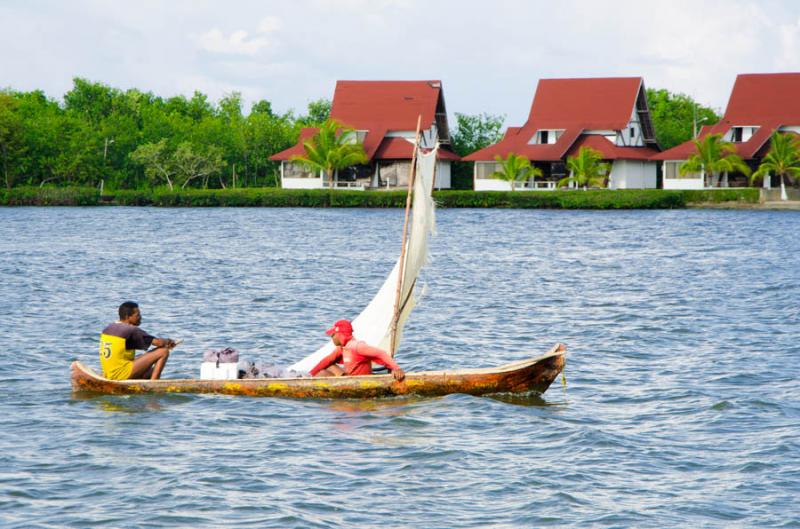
390,114 -> 422,356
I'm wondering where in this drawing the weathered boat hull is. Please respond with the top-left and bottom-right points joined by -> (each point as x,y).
71,344 -> 566,399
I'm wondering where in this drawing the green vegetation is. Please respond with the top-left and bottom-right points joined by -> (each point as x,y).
646,88 -> 720,150
450,112 -> 505,189
0,78 -> 330,191
680,133 -> 751,187
2,186 -> 101,206
558,147 -> 610,189
290,119 -> 368,187
1,187 -> 758,208
751,132 -> 800,201
490,153 -> 542,189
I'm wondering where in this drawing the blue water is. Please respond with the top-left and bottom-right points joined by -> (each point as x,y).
1,207 -> 798,528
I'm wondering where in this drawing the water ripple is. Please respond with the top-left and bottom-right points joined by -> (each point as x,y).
0,207 -> 799,528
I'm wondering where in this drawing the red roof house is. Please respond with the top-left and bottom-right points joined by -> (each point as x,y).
653,73 -> 800,189
464,77 -> 660,190
271,80 -> 459,190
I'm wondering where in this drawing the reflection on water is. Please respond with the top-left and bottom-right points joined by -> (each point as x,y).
486,392 -> 562,407
71,391 -> 194,414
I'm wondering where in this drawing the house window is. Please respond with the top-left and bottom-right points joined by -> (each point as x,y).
540,130 -> 549,144
730,126 -> 758,142
630,127 -> 635,139
284,161 -> 317,178
531,129 -> 563,145
476,162 -> 502,179
664,161 -> 699,180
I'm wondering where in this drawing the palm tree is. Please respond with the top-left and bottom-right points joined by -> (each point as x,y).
750,132 -> 800,201
290,119 -> 368,188
558,147 -> 609,190
491,153 -> 542,190
680,133 -> 751,188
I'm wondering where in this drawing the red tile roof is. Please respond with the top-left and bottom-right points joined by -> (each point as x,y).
271,80 -> 445,162
373,137 -> 415,159
652,73 -> 800,161
331,80 -> 441,131
724,73 -> 800,123
566,135 -> 660,160
464,77 -> 656,162
525,77 -> 643,129
370,137 -> 460,161
463,128 -> 584,162
269,128 -> 319,161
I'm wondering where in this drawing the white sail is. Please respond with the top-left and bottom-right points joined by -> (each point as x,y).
288,146 -> 438,373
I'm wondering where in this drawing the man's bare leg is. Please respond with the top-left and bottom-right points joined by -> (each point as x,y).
314,365 -> 344,377
130,347 -> 170,380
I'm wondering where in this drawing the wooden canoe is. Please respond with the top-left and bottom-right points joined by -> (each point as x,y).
71,344 -> 566,399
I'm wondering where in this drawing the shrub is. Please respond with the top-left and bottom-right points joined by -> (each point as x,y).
0,186 -> 761,208
1,186 -> 100,206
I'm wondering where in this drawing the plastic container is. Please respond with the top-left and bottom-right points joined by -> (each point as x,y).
200,362 -> 239,380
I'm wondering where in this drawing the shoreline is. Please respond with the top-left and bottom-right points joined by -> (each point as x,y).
0,187 -> 771,210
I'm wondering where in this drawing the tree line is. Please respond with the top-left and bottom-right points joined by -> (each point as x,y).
0,78 -> 330,190
0,78 -> 720,190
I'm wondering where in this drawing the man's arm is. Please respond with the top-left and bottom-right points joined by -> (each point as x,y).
354,342 -> 405,381
309,347 -> 343,376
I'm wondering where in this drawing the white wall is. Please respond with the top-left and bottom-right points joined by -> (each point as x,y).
616,107 -> 644,147
282,177 -> 324,189
661,160 -> 704,189
608,160 -> 657,189
435,160 -> 451,189
475,178 -> 512,191
663,177 -> 704,190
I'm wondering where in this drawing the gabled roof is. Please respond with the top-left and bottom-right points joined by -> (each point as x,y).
525,77 -> 643,129
724,73 -> 800,123
464,77 -> 657,162
331,80 -> 441,131
652,73 -> 800,161
271,80 -> 453,162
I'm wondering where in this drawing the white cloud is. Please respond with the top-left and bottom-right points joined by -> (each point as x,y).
1,0 -> 799,121
257,16 -> 281,34
196,28 -> 270,55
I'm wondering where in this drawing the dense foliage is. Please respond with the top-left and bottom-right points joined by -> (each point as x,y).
1,186 -> 759,208
449,112 -> 506,189
0,78 -> 330,190
646,88 -> 720,150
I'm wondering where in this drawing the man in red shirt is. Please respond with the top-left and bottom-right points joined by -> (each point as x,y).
310,319 -> 406,381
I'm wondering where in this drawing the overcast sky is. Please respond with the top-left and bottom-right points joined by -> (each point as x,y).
1,0 -> 798,126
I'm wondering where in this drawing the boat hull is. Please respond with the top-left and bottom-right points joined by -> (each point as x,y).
71,344 -> 566,399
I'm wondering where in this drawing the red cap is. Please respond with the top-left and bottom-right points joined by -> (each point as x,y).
325,319 -> 353,337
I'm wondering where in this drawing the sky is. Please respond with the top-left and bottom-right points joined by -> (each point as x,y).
1,0 -> 799,126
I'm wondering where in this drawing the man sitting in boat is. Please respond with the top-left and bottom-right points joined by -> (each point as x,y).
310,319 -> 406,381
99,301 -> 176,380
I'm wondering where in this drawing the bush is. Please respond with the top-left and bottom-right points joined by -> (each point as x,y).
1,186 -> 100,206
434,189 -> 685,209
680,188 -> 759,204
0,186 -> 761,208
